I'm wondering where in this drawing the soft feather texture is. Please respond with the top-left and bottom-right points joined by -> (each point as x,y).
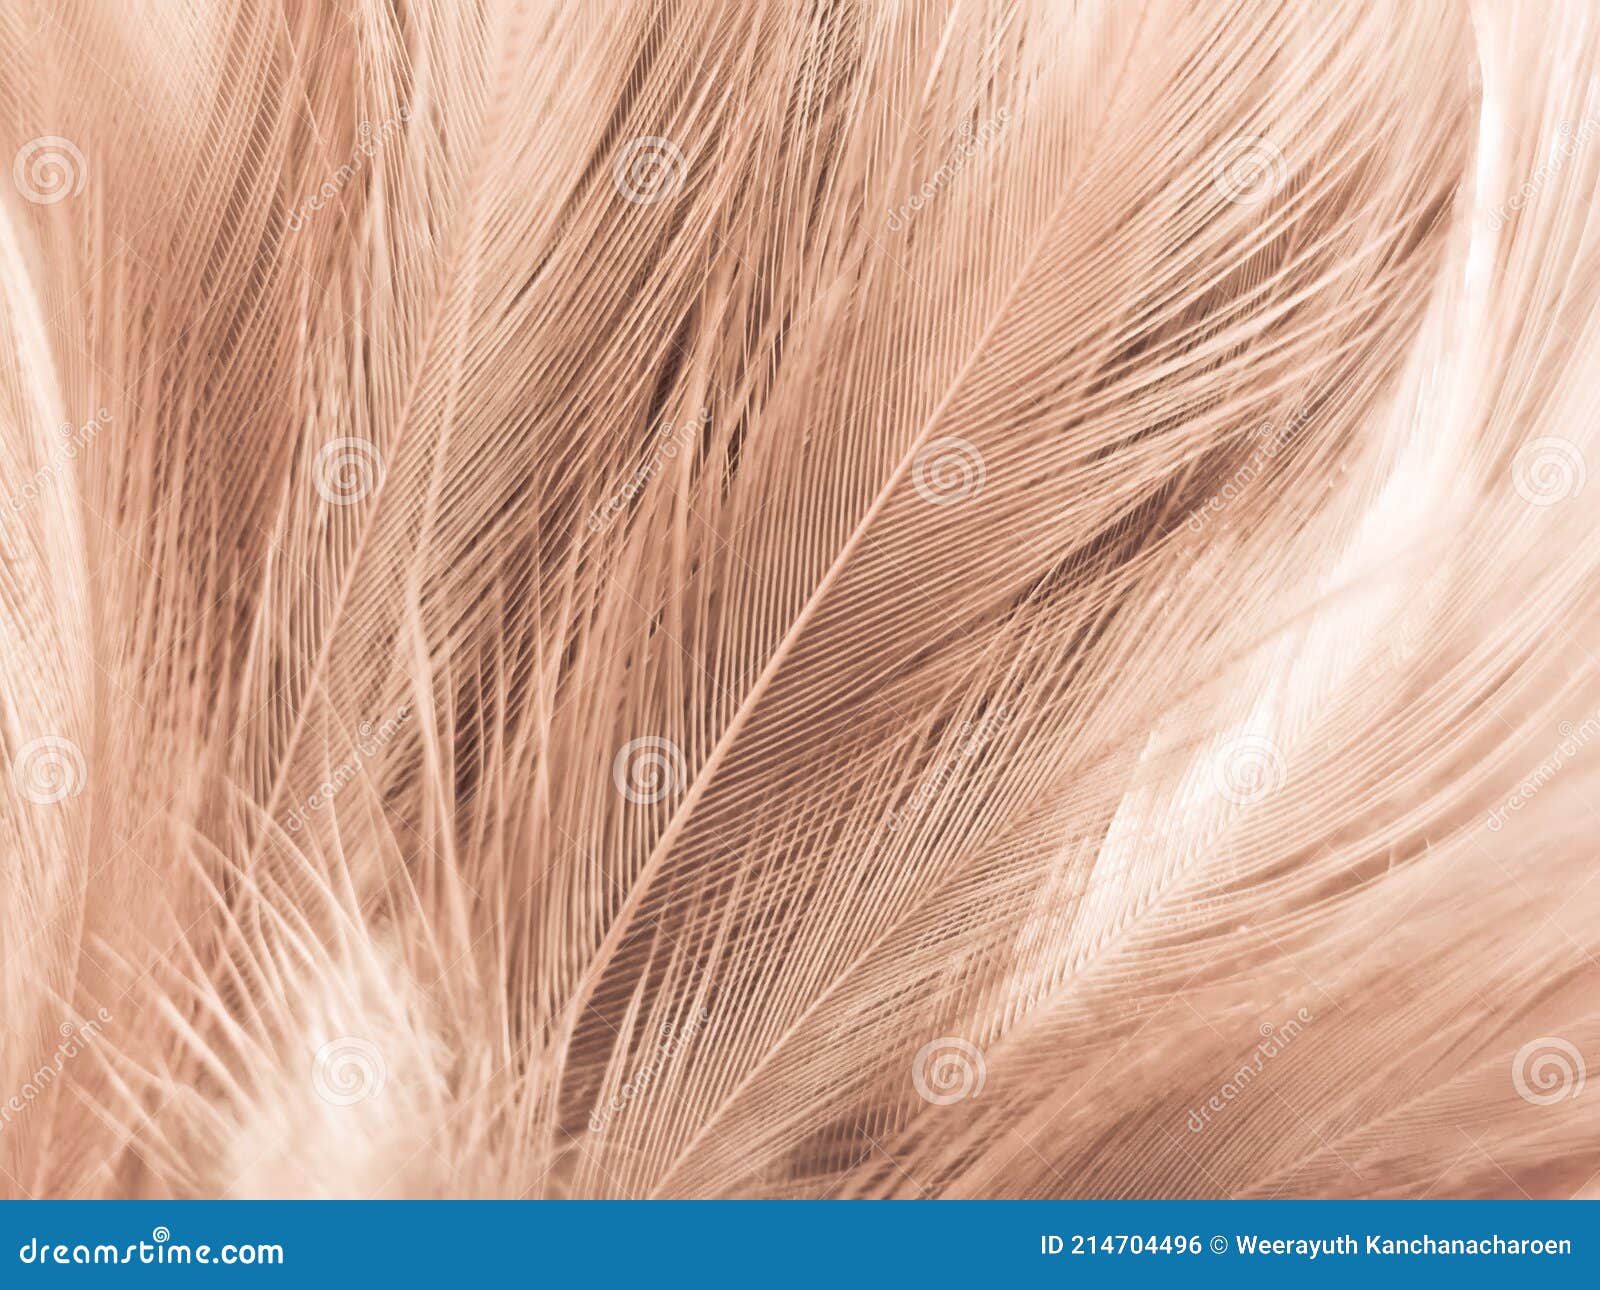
0,0 -> 1598,1199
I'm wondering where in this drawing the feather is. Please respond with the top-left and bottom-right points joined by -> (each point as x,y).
1,0 -> 1598,1199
